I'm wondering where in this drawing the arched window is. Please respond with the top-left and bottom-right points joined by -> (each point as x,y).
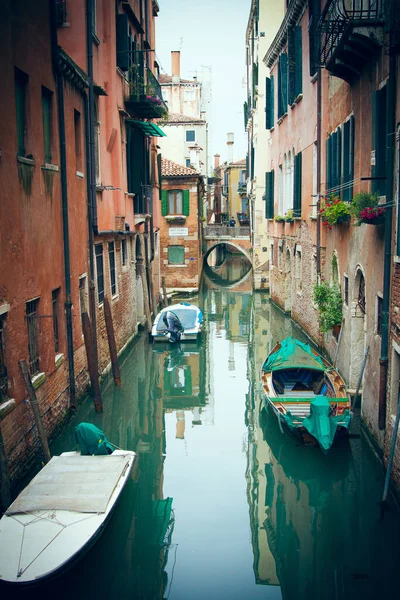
357,271 -> 366,314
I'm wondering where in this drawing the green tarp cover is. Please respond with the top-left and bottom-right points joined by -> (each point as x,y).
75,422 -> 115,456
282,396 -> 352,451
263,337 -> 326,372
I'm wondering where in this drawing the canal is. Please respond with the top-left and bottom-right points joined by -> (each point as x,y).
3,268 -> 400,599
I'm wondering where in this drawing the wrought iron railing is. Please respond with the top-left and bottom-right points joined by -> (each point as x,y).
237,182 -> 247,194
319,0 -> 384,67
128,60 -> 168,115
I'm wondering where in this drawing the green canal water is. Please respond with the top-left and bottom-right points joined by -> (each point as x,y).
3,281 -> 400,599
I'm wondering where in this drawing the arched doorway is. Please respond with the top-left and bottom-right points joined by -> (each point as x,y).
284,248 -> 292,313
350,267 -> 366,389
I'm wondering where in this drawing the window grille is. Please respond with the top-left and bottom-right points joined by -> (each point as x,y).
52,289 -> 60,354
344,275 -> 349,305
358,273 -> 366,314
0,316 -> 7,401
95,245 -> 104,304
109,242 -> 117,296
26,299 -> 40,375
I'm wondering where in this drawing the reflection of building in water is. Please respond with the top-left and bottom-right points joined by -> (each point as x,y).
203,251 -> 252,292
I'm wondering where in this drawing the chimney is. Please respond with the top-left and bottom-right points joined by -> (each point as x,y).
227,132 -> 234,164
214,154 -> 220,169
171,51 -> 180,83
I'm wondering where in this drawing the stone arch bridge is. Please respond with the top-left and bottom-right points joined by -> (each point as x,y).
202,225 -> 252,263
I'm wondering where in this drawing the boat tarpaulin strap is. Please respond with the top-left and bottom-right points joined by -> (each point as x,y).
125,119 -> 166,137
263,337 -> 326,372
282,396 -> 352,452
6,454 -> 132,515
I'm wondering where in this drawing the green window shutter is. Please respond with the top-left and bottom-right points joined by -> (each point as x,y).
42,88 -> 52,163
168,246 -> 185,264
161,190 -> 168,215
116,14 -> 129,71
126,125 -> 145,195
265,170 -> 275,219
326,135 -> 331,192
372,87 -> 387,195
278,53 -> 288,119
293,152 -> 302,217
183,189 -> 190,215
335,127 -> 342,196
251,144 -> 255,180
288,27 -> 295,106
349,115 -> 355,199
342,120 -> 350,201
244,101 -> 248,130
265,77 -> 274,129
295,26 -> 303,97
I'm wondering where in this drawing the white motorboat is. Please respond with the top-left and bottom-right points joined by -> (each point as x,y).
151,302 -> 203,343
0,448 -> 136,584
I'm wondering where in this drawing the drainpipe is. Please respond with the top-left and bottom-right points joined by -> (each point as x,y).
378,49 -> 397,430
86,0 -> 98,236
50,0 -> 76,408
316,67 -> 322,279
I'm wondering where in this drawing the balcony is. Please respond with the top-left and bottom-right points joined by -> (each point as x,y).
133,184 -> 152,225
126,61 -> 168,119
319,0 -> 385,83
237,182 -> 247,195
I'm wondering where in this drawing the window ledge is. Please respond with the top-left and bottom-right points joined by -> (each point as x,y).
76,171 -> 84,178
92,31 -> 100,46
167,264 -> 187,268
277,113 -> 288,125
309,215 -> 318,220
290,93 -> 303,108
311,72 -> 318,84
17,156 -> 35,166
55,353 -> 64,369
393,256 -> 400,264
270,126 -> 275,133
32,372 -> 46,390
41,163 -> 59,172
112,294 -> 119,302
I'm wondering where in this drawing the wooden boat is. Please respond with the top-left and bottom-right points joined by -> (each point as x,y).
0,447 -> 136,584
151,302 -> 203,343
260,337 -> 352,451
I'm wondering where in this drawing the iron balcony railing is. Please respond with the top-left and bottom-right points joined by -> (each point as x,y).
237,182 -> 247,194
319,0 -> 384,67
128,58 -> 168,117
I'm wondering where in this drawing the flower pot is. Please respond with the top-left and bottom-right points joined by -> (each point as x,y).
360,214 -> 386,225
285,218 -> 294,224
335,215 -> 351,224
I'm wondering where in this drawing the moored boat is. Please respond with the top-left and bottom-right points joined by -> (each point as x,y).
0,424 -> 136,584
151,302 -> 202,343
260,337 -> 352,451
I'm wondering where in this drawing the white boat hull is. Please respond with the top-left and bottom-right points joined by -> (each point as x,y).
0,450 -> 136,584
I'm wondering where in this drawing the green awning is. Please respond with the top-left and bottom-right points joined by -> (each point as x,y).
126,119 -> 166,137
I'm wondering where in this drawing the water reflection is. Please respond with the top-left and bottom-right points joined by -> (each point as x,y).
203,249 -> 252,289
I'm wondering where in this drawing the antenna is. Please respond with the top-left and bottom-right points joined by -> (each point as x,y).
179,37 -> 184,51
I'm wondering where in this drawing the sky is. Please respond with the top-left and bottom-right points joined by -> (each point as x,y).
156,0 -> 250,169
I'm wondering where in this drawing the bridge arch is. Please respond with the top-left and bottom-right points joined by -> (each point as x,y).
203,241 -> 252,264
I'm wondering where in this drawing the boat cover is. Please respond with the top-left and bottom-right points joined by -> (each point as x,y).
156,307 -> 200,331
282,396 -> 352,451
75,422 -> 114,455
6,454 -> 132,515
263,337 -> 326,372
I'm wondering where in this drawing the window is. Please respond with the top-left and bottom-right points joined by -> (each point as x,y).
162,189 -> 190,216
52,288 -> 60,354
74,109 -> 82,173
288,25 -> 302,104
15,67 -> 29,157
265,75 -> 275,129
184,89 -> 195,101
312,142 -> 318,217
326,116 -> 355,199
108,242 -> 117,296
342,116 -> 355,201
270,242 -> 274,267
278,164 -> 283,215
391,344 -> 400,416
186,130 -> 195,143
0,315 -> 7,401
308,0 -> 320,76
296,249 -> 302,292
277,53 -> 288,119
293,152 -> 302,217
42,87 -> 53,164
79,275 -> 88,315
372,85 -> 387,196
168,246 -> 185,265
121,238 -> 127,266
265,170 -> 274,219
278,243 -> 283,270
344,274 -> 349,305
94,101 -> 100,185
358,272 -> 366,314
185,158 -> 191,168
377,295 -> 383,336
26,299 -> 40,375
95,244 -> 104,304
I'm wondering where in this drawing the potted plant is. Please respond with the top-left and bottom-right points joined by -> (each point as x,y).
284,209 -> 294,223
350,191 -> 385,225
319,196 -> 351,229
313,281 -> 343,333
274,215 -> 285,223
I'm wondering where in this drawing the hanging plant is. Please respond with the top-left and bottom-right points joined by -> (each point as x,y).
319,196 -> 351,229
313,281 -> 343,333
350,192 -> 385,225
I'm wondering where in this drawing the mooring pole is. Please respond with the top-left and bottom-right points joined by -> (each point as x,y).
352,346 -> 369,410
162,276 -> 169,308
103,297 -> 121,386
18,360 -> 51,463
82,312 -> 103,412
